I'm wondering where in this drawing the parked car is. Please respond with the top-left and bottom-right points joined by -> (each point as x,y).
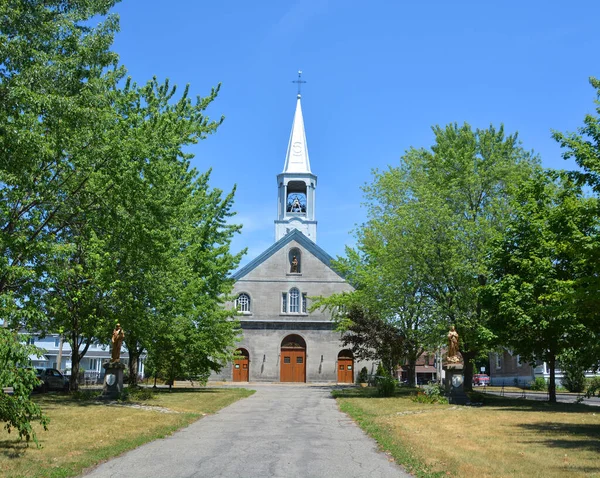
472,374 -> 490,386
34,368 -> 70,393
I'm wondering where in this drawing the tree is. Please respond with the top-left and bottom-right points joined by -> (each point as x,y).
327,123 -> 539,390
314,198 -> 439,386
0,0 -> 123,328
98,78 -> 240,386
483,171 -> 596,402
389,124 -> 538,390
142,171 -> 244,385
553,76 -> 600,354
0,329 -> 49,444
338,306 -> 405,377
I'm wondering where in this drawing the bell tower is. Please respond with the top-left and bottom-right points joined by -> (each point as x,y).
275,73 -> 317,242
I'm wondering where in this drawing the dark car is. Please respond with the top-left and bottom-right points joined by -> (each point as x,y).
472,374 -> 490,386
34,368 -> 70,392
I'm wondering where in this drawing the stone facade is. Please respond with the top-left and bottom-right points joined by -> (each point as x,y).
210,231 -> 375,383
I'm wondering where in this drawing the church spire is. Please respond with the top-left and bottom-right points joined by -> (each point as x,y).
283,72 -> 311,174
275,71 -> 318,243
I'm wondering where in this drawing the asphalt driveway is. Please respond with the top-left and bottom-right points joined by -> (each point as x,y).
83,384 -> 410,478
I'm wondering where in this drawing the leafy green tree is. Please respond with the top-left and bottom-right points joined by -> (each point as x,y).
383,124 -> 538,389
553,76 -> 600,352
0,330 -> 49,444
314,200 -> 439,386
0,0 -> 123,328
324,124 -> 538,390
142,171 -> 244,385
99,78 -> 240,385
483,171 -> 596,402
40,222 -> 111,391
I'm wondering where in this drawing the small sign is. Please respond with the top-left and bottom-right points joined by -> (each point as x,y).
480,367 -> 485,372
105,374 -> 116,386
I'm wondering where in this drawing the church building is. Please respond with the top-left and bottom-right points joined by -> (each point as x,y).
211,89 -> 373,383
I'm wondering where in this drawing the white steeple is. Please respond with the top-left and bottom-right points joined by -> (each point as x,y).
275,72 -> 317,243
282,95 -> 311,174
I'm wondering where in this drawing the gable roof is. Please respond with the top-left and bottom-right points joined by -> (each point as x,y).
233,229 -> 341,280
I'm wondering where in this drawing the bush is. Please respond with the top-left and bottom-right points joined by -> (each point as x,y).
120,387 -> 155,402
585,376 -> 600,398
376,376 -> 396,397
411,383 -> 448,404
529,377 -> 547,391
356,367 -> 369,384
562,365 -> 586,393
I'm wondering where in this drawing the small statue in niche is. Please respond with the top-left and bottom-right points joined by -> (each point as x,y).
290,255 -> 299,273
291,197 -> 302,212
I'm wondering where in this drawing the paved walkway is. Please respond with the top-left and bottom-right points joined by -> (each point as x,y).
83,384 -> 410,478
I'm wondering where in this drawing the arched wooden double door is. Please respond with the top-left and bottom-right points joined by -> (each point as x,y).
233,348 -> 249,382
280,334 -> 306,382
337,350 -> 354,383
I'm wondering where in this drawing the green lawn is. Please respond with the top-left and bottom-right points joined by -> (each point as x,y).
333,387 -> 600,478
0,387 -> 254,478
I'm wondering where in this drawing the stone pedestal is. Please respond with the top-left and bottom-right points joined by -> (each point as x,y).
444,363 -> 469,405
102,362 -> 125,399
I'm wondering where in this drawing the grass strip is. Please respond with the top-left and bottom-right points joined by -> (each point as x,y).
333,387 -> 600,478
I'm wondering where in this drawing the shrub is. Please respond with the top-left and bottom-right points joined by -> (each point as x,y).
119,387 -> 155,402
0,330 -> 49,444
374,362 -> 387,385
411,383 -> 448,404
529,377 -> 547,391
585,376 -> 600,398
562,364 -> 587,393
356,366 -> 369,384
376,376 -> 396,397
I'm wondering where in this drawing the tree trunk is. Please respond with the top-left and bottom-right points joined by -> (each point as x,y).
548,353 -> 557,403
407,360 -> 417,386
128,350 -> 139,387
461,350 -> 475,392
56,336 -> 64,371
69,335 -> 80,392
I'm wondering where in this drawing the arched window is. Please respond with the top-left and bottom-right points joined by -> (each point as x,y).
289,288 -> 300,313
236,293 -> 251,313
289,248 -> 301,273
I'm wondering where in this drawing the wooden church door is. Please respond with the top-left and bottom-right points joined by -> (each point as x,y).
280,335 -> 306,382
337,350 -> 354,383
233,348 -> 249,382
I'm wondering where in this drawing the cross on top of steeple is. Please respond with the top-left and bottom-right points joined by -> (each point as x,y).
292,70 -> 307,98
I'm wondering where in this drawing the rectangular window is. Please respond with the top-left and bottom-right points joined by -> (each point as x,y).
289,289 -> 300,313
28,337 -> 35,345
347,365 -> 352,370
302,293 -> 307,313
284,356 -> 291,364
339,365 -> 344,370
495,353 -> 502,369
296,356 -> 303,364
282,293 -> 287,313
54,338 -> 60,347
516,355 -> 522,367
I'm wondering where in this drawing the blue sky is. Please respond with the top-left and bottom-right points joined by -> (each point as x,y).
110,0 -> 600,266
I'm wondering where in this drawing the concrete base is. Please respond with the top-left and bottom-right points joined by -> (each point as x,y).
102,362 -> 126,399
444,363 -> 469,405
